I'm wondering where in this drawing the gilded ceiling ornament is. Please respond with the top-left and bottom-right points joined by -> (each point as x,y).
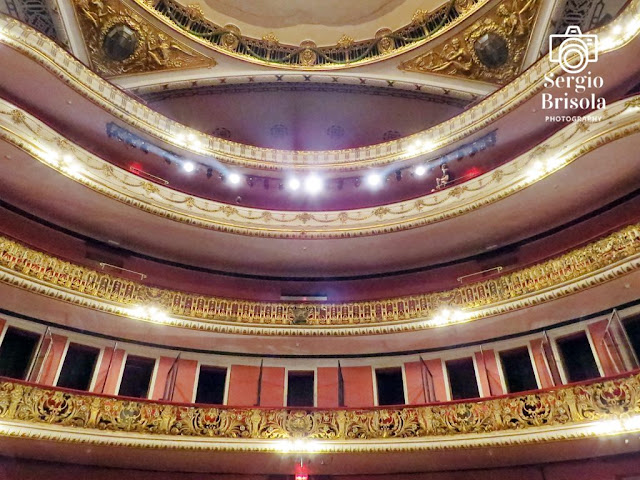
184,3 -> 204,20
337,34 -> 355,49
299,40 -> 318,66
375,28 -> 394,55
132,0 -> 489,69
261,32 -> 279,45
72,0 -> 214,76
399,0 -> 541,84
221,24 -> 240,51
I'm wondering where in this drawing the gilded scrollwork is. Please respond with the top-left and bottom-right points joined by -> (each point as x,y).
1,374 -> 640,445
399,0 -> 541,83
2,11 -> 639,170
0,223 -> 638,331
144,0 -> 488,69
72,0 -> 214,76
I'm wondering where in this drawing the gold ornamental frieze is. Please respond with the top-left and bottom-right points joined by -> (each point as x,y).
399,0 -> 541,84
1,8 -> 639,169
0,373 -> 639,449
0,223 -> 639,334
136,0 -> 490,69
72,0 -> 215,76
1,97 -> 640,240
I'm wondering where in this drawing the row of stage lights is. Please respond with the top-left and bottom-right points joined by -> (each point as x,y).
107,123 -> 497,196
179,163 -> 428,194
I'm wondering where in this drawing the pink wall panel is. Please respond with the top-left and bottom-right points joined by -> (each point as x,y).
588,320 -> 618,376
92,347 -> 125,395
316,367 -> 339,408
150,356 -> 176,400
529,339 -> 555,389
39,334 -> 67,385
342,366 -> 373,407
227,365 -> 259,406
172,359 -> 198,403
259,367 -> 285,407
404,361 -> 427,404
474,350 -> 505,396
424,359 -> 448,402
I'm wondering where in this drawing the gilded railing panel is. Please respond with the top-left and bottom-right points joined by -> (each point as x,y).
138,0 -> 488,69
1,373 -> 639,445
0,223 -> 639,332
1,3 -> 639,169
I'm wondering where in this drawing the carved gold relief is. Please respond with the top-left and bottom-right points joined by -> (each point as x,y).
0,224 -> 638,330
400,0 -> 541,84
1,374 -> 639,444
72,0 -> 214,76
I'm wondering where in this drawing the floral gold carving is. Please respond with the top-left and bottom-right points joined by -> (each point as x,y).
72,0 -> 214,76
399,0 -> 541,84
0,373 -> 639,443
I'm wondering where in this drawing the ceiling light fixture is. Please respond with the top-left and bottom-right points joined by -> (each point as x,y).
304,175 -> 323,194
287,178 -> 301,191
366,172 -> 382,188
228,172 -> 242,185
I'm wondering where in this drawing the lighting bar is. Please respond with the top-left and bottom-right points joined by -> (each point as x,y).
99,262 -> 147,280
280,295 -> 328,302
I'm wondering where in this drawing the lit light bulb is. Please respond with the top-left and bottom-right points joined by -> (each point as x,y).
287,177 -> 301,191
228,172 -> 241,185
414,165 -> 426,176
304,175 -> 323,194
366,172 -> 382,188
182,161 -> 195,173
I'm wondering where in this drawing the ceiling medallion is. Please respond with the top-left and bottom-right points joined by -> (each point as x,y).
399,0 -> 541,84
73,0 -> 215,76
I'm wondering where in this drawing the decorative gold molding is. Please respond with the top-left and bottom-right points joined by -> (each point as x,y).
0,97 -> 638,239
0,223 -> 638,335
72,0 -> 215,76
1,373 -> 639,450
139,0 -> 490,69
1,6 -> 639,169
399,0 -> 541,84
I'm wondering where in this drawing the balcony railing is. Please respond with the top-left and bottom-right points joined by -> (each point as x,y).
1,372 -> 639,444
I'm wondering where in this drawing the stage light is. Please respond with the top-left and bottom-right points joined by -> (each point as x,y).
414,165 -> 426,176
288,178 -> 301,191
228,172 -> 241,185
304,175 -> 323,194
366,172 -> 382,188
182,161 -> 195,173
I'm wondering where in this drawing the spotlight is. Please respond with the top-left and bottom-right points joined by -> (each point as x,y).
182,161 -> 195,172
287,178 -> 301,191
366,172 -> 382,188
414,165 -> 426,176
228,172 -> 241,185
304,174 -> 323,194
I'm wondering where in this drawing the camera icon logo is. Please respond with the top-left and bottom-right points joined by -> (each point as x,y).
549,26 -> 598,74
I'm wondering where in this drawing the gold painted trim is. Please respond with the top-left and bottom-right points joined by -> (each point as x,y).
0,223 -> 638,335
1,2 -> 639,170
0,97 -> 638,238
73,0 -> 215,76
0,373 -> 639,450
130,0 -> 491,70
